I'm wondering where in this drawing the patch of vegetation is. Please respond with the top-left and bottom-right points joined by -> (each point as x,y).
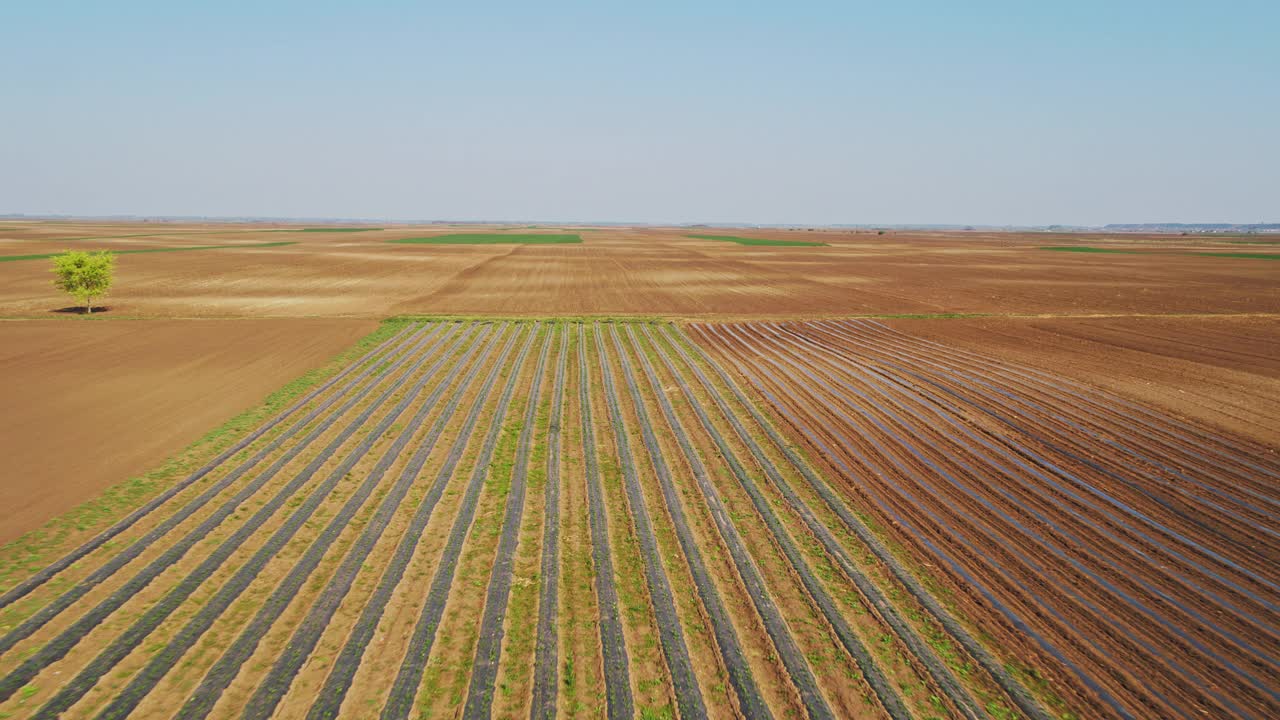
867,313 -> 990,320
299,227 -> 383,232
1192,251 -> 1280,260
388,234 -> 582,245
1038,246 -> 1137,254
0,241 -> 297,263
1041,245 -> 1279,261
686,234 -> 827,247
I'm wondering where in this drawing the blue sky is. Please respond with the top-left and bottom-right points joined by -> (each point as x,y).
3,1 -> 1277,224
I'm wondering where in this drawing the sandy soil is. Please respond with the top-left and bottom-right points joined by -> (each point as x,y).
0,318 -> 374,542
3,220 -> 1277,318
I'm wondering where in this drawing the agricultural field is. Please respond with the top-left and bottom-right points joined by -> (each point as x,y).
1,220 -> 1277,719
0,318 -> 375,543
690,319 -> 1280,719
0,319 -> 1029,719
3,220 -> 1278,318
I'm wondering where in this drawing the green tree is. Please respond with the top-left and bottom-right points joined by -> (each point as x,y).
51,250 -> 116,314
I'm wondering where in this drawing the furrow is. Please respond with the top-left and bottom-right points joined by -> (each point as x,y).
577,323 -> 634,720
0,323 -> 436,659
163,324 -> 491,720
303,322 -> 518,720
663,324 -> 1049,720
592,322 -> 706,720
31,323 -> 467,718
530,324 -> 568,720
857,319 -> 1280,485
378,323 -> 536,720
694,322 -> 1137,719
611,326 -> 778,718
819,321 -> 1280,601
787,322 -> 1280,649
232,324 -> 500,719
642,325 -> 956,720
462,324 -> 553,717
827,320 -> 1280,541
723,321 -> 1213,716
0,324 -> 445,705
0,323 -> 416,611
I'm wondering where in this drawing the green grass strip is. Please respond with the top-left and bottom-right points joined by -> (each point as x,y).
686,234 -> 827,247
1038,246 -> 1137,254
0,241 -> 297,263
388,233 -> 582,245
1041,246 -> 1279,260
299,227 -> 382,233
1192,251 -> 1280,260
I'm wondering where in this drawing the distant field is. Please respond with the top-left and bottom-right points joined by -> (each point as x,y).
686,234 -> 827,247
0,241 -> 297,263
1039,245 -> 1137,254
1195,251 -> 1280,260
389,233 -> 582,245
1041,245 -> 1279,260
301,227 -> 383,233
3,221 -> 1279,317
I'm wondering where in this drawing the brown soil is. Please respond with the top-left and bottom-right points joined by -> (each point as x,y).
1,212 -> 1276,719
692,320 -> 1280,720
0,318 -> 374,542
554,332 -> 608,716
3,220 -> 1277,318
893,315 -> 1280,446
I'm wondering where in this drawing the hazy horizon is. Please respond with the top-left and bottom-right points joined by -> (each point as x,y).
4,214 -> 1278,230
4,1 -> 1277,226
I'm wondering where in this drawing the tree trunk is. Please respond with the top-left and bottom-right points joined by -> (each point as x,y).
86,295 -> 92,315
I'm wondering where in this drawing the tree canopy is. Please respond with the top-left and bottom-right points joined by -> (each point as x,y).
51,250 -> 116,314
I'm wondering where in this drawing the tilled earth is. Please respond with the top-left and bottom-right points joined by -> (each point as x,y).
693,318 -> 1280,720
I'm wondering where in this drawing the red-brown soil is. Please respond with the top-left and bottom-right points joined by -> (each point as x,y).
0,318 -> 374,542
0,218 -> 1275,718
692,319 -> 1280,720
894,315 -> 1280,446
3,220 -> 1277,318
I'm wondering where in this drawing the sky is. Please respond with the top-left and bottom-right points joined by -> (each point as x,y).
2,1 -> 1277,225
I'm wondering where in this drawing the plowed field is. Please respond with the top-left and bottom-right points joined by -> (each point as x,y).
3,320 -> 1054,719
0,318 -> 375,542
3,220 -> 1277,318
3,218 -> 1277,720
691,318 -> 1280,720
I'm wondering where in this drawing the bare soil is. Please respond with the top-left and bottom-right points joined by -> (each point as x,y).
0,318 -> 374,542
692,319 -> 1280,720
893,315 -> 1280,446
3,220 -> 1277,318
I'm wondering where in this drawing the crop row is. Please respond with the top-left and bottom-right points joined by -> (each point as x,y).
690,319 -> 1280,720
2,320 -> 1075,719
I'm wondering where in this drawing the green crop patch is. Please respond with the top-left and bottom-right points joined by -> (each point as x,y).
1039,246 -> 1138,254
387,234 -> 582,245
299,227 -> 383,233
0,241 -> 297,263
1041,245 -> 1280,260
1192,251 -> 1280,260
686,234 -> 827,247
